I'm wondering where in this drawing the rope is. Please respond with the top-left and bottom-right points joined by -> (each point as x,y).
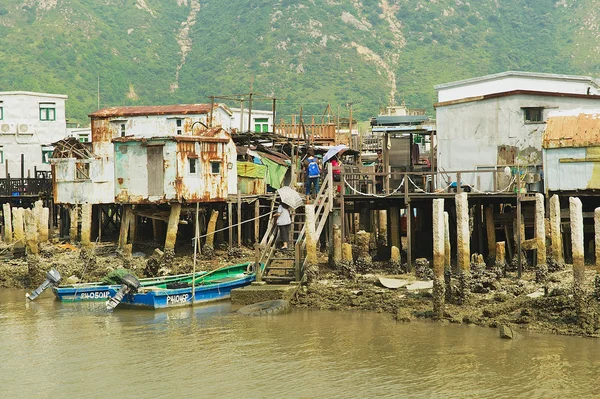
406,175 -> 453,194
342,177 -> 405,198
190,210 -> 274,242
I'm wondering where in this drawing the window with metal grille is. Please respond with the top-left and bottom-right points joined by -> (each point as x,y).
523,107 -> 544,123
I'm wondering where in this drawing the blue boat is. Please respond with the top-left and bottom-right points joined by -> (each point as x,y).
52,271 -> 207,302
115,262 -> 258,310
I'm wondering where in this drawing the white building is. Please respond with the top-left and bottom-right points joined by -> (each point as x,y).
52,103 -> 237,205
434,71 -> 600,191
230,107 -> 274,133
0,91 -> 68,178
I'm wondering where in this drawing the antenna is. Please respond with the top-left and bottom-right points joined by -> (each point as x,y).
97,75 -> 100,110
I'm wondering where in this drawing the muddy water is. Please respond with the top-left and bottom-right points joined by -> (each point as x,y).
1,289 -> 598,399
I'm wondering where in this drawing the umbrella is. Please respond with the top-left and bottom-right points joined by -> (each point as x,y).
277,186 -> 304,210
323,144 -> 348,163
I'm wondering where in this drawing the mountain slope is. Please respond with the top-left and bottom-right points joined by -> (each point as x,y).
0,0 -> 598,123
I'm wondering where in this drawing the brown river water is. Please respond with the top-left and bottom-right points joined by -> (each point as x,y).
1,289 -> 599,398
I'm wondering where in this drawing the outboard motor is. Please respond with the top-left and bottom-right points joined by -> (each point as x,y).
26,269 -> 62,301
106,274 -> 141,311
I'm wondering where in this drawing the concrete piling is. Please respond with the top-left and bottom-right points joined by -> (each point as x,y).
24,209 -> 39,255
444,211 -> 452,302
456,192 -> 471,303
12,207 -> 25,249
69,204 -> 79,242
81,203 -> 92,247
550,194 -> 564,265
496,241 -> 507,274
164,203 -> 181,252
3,203 -> 12,243
332,224 -> 342,264
355,230 -> 372,273
304,204 -> 318,284
570,197 -> 587,326
535,193 -> 548,283
390,246 -> 401,273
595,208 -> 600,299
39,207 -> 49,242
432,199 -> 445,319
377,210 -> 388,249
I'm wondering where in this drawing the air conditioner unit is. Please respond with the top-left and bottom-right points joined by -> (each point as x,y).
0,123 -> 15,134
17,124 -> 34,134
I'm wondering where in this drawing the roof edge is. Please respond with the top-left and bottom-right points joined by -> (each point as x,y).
434,71 -> 595,91
0,91 -> 68,99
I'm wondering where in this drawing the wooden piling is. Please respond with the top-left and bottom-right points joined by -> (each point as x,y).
254,200 -> 260,244
432,198 -> 445,319
164,203 -> 181,251
205,209 -> 219,248
595,208 -> 600,274
118,205 -> 131,249
485,205 -> 496,260
3,203 -> 12,243
390,206 -> 401,250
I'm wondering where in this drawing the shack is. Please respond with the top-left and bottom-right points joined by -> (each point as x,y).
113,128 -> 237,203
543,109 -> 600,194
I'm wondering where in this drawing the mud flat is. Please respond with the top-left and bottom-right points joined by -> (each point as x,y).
293,257 -> 600,338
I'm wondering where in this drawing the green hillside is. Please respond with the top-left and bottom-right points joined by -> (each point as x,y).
0,0 -> 598,124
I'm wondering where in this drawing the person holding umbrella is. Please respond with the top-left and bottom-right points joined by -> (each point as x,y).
273,202 -> 291,250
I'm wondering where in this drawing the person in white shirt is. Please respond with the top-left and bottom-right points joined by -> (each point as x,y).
274,203 -> 291,249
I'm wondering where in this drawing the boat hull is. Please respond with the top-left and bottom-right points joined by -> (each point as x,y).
52,272 -> 205,302
120,273 -> 255,309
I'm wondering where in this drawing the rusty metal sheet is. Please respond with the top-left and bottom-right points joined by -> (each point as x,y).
543,111 -> 600,149
89,104 -> 212,118
92,120 -> 114,144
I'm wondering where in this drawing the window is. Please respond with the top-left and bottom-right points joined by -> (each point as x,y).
254,118 -> 269,133
0,102 -> 3,120
523,107 -> 544,123
78,134 -> 89,143
42,148 -> 54,164
189,157 -> 197,174
176,119 -> 183,135
75,161 -> 90,180
210,161 -> 221,174
39,103 -> 56,121
120,123 -> 126,137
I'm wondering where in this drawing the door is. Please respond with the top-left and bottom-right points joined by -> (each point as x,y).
147,146 -> 164,196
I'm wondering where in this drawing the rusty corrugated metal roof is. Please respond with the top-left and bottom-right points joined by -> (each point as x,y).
89,104 -> 213,118
543,110 -> 600,149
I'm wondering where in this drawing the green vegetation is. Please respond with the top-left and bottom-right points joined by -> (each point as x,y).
0,0 -> 597,124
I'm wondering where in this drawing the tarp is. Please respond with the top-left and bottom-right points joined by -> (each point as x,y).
261,157 -> 288,189
237,161 -> 267,178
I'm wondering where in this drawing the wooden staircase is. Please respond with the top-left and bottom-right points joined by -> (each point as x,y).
258,164 -> 335,284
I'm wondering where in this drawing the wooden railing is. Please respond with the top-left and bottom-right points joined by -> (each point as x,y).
295,163 -> 334,281
0,177 -> 53,197
274,122 -> 336,143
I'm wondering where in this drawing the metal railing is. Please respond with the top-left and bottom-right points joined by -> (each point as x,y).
0,177 -> 53,197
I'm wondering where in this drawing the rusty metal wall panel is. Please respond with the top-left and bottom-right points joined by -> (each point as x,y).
389,136 -> 411,167
147,146 -> 164,197
543,112 -> 600,149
